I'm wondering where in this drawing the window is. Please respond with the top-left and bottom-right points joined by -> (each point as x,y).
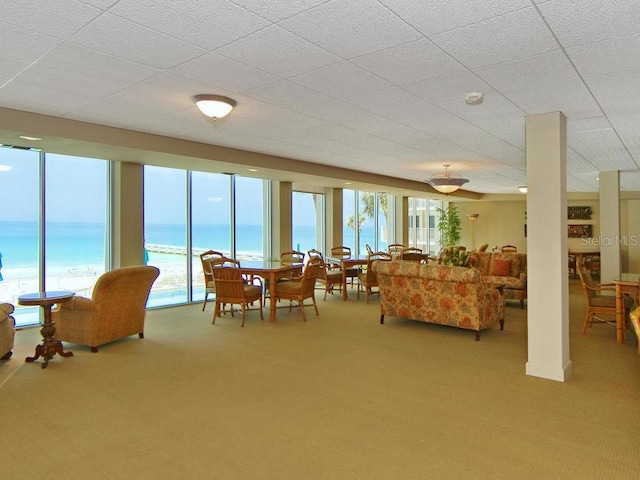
145,169 -> 268,306
408,197 -> 442,256
144,166 -> 188,307
0,148 -> 109,327
344,189 -> 393,256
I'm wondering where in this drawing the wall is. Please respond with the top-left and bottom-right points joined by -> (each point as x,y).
453,193 -> 640,272
455,199 -> 527,252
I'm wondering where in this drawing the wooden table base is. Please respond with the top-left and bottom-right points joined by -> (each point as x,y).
26,321 -> 73,369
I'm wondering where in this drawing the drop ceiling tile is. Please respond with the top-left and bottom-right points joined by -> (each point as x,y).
104,72 -> 226,116
12,65 -> 123,99
537,0 -> 640,48
351,38 -> 466,85
36,44 -> 160,87
109,0 -> 270,51
569,129 -> 637,171
171,52 -> 278,93
279,0 -> 421,59
566,33 -> 640,77
290,61 -> 394,101
403,72 -> 496,108
242,80 -> 335,110
430,7 -> 558,68
620,171 -> 640,191
380,0 -> 530,37
68,13 -> 207,70
503,79 -> 602,119
0,81 -> 95,116
232,0 -> 329,22
216,25 -> 341,78
472,50 -> 579,92
0,22 -> 62,64
0,56 -> 29,85
0,0 -> 101,40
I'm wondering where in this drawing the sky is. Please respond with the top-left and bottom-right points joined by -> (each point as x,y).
0,149 -> 317,225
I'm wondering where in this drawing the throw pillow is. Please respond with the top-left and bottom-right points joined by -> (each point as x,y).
491,259 -> 512,276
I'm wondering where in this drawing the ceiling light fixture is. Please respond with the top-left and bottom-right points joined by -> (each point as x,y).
19,135 -> 42,141
464,92 -> 484,105
518,186 -> 528,193
426,164 -> 469,194
193,94 -> 237,119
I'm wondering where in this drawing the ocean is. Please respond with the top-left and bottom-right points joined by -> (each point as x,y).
0,221 -> 380,271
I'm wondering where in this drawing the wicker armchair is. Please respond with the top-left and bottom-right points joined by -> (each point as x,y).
308,249 -> 343,300
54,266 -> 160,352
0,303 -> 15,360
330,245 -> 357,287
212,259 -> 263,327
275,257 -> 322,320
577,261 -> 633,334
357,252 -> 392,303
199,250 -> 226,311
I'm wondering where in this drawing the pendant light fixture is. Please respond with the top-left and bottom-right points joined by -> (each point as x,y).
426,164 -> 469,194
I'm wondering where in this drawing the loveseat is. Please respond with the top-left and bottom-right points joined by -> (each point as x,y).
1,303 -> 16,360
373,261 -> 505,341
469,251 -> 527,308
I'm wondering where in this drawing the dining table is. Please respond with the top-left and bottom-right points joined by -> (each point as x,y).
240,260 -> 303,322
326,256 -> 368,301
612,273 -> 640,344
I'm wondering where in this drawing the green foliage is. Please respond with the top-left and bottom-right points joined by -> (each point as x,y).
346,192 -> 389,235
436,205 -> 462,247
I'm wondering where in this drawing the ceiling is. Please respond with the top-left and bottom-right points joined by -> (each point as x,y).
1,0 -> 639,194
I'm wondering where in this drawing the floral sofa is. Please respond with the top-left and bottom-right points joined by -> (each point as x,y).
469,252 -> 527,308
373,261 -> 505,341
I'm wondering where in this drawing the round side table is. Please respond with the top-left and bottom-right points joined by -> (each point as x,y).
18,290 -> 75,369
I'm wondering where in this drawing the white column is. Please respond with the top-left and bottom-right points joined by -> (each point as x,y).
599,171 -> 620,282
525,112 -> 572,382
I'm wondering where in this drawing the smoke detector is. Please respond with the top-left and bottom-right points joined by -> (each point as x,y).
464,92 -> 484,105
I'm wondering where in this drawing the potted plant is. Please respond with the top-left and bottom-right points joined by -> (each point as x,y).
436,204 -> 462,248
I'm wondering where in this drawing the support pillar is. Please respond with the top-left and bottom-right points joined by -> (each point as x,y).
599,171 -> 621,282
111,162 -> 144,268
525,112 -> 572,382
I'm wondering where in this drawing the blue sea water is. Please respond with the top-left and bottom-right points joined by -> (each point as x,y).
0,221 -> 381,272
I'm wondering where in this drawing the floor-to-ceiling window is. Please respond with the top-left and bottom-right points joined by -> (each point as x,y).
344,189 -> 394,256
144,166 -> 188,307
235,177 -> 265,266
144,168 -> 268,307
292,191 -> 324,255
191,172 -> 231,302
0,147 -> 109,327
408,198 -> 442,256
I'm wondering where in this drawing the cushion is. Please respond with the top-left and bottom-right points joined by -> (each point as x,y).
491,259 -> 512,276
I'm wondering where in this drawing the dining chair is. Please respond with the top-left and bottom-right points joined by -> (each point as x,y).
274,257 -> 322,321
211,259 -> 263,327
308,249 -> 343,300
199,250 -> 226,311
387,243 -> 405,256
357,252 -> 392,303
576,260 -> 632,334
501,245 -> 517,253
331,245 -> 358,287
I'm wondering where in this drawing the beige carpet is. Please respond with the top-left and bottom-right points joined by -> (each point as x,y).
1,282 -> 639,479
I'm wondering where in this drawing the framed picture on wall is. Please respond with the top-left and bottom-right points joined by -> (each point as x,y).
568,224 -> 592,238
